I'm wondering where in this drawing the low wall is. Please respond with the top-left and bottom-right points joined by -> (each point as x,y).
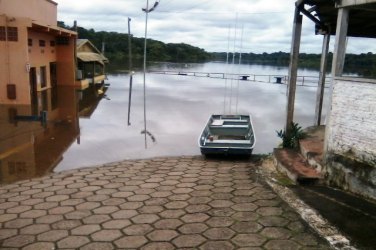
325,77 -> 376,200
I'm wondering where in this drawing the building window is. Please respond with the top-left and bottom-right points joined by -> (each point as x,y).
7,27 -> 18,41
40,66 -> 47,88
0,26 -> 18,41
0,27 -> 5,41
50,40 -> 55,47
39,40 -> 46,47
28,39 -> 32,46
56,36 -> 69,45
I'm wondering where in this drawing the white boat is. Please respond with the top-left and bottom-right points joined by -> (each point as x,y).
198,114 -> 256,156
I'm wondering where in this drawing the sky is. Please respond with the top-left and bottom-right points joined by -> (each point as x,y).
54,0 -> 376,54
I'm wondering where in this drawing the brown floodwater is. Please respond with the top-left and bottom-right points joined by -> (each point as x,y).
0,62 -> 329,184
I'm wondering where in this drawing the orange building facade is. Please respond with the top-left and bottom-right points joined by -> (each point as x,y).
0,0 -> 77,106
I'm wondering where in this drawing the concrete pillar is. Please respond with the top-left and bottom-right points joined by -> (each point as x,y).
331,8 -> 349,77
314,33 -> 330,126
285,8 -> 303,136
324,7 -> 349,158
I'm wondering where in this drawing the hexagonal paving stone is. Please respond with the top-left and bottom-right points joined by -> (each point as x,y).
81,242 -> 114,250
231,203 -> 258,212
231,221 -> 263,233
20,224 -> 50,235
204,227 -> 236,240
154,219 -> 183,229
0,229 -> 17,240
2,235 -> 35,248
165,201 -> 189,209
93,206 -> 119,214
52,219 -> 82,230
0,213 -> 17,223
200,241 -> 234,250
138,205 -> 164,214
37,230 -> 68,241
181,213 -> 209,223
232,233 -> 267,247
141,242 -> 175,250
115,236 -> 148,248
83,214 -> 111,224
259,216 -> 289,227
264,240 -> 301,250
91,229 -> 123,241
178,223 -> 208,234
173,234 -> 206,248
22,242 -> 55,250
19,209 -> 46,218
185,204 -> 211,213
158,209 -> 185,219
291,233 -> 320,246
209,200 -> 235,208
4,218 -> 33,229
102,219 -> 131,229
131,214 -> 159,224
71,225 -> 101,235
232,211 -> 259,222
206,217 -> 234,227
57,236 -> 90,248
123,224 -> 153,235
127,194 -> 151,202
261,227 -> 292,239
256,207 -> 283,216
147,229 -> 178,241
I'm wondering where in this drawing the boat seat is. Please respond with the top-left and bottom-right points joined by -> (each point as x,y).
204,139 -> 251,147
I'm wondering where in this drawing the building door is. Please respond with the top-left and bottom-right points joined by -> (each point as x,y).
50,62 -> 58,109
29,67 -> 38,115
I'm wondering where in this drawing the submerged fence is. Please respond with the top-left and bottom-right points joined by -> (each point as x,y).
149,70 -> 331,87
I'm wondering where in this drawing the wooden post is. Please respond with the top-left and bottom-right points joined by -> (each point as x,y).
285,8 -> 303,136
314,33 -> 330,126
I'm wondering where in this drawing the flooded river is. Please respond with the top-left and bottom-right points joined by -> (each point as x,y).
0,62 -> 329,183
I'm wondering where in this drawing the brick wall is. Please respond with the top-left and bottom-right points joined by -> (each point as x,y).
326,77 -> 376,199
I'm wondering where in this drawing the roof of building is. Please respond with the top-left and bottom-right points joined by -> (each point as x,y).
299,0 -> 376,38
77,39 -> 109,64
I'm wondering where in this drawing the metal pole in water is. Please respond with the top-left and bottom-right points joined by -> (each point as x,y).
142,0 -> 160,149
127,17 -> 133,126
143,0 -> 149,148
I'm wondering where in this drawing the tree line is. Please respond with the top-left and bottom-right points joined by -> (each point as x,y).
58,22 -> 376,77
58,22 -> 211,64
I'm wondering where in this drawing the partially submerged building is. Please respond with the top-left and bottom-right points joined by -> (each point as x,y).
76,39 -> 108,89
285,0 -> 376,199
0,0 -> 77,107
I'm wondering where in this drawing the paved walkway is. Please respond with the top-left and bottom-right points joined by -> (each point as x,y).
0,156 -> 330,249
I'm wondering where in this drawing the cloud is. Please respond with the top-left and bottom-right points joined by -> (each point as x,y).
55,0 -> 375,54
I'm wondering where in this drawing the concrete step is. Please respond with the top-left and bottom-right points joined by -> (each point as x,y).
273,148 -> 323,185
299,125 -> 325,172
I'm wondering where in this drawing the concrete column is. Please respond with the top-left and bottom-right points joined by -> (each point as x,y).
324,7 -> 349,159
285,8 -> 303,136
314,33 -> 330,126
331,8 -> 349,77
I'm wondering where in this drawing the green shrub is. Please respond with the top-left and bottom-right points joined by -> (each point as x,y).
276,122 -> 307,149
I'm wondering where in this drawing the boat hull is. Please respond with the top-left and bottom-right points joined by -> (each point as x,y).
198,114 -> 256,156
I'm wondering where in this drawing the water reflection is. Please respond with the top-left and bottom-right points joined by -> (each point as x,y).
1,62 -> 329,182
0,87 -> 80,184
55,62 -> 329,172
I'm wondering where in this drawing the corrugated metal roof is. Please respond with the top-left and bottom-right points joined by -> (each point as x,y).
300,0 -> 376,38
77,52 -> 107,64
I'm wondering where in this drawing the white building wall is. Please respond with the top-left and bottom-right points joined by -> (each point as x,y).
326,77 -> 376,199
